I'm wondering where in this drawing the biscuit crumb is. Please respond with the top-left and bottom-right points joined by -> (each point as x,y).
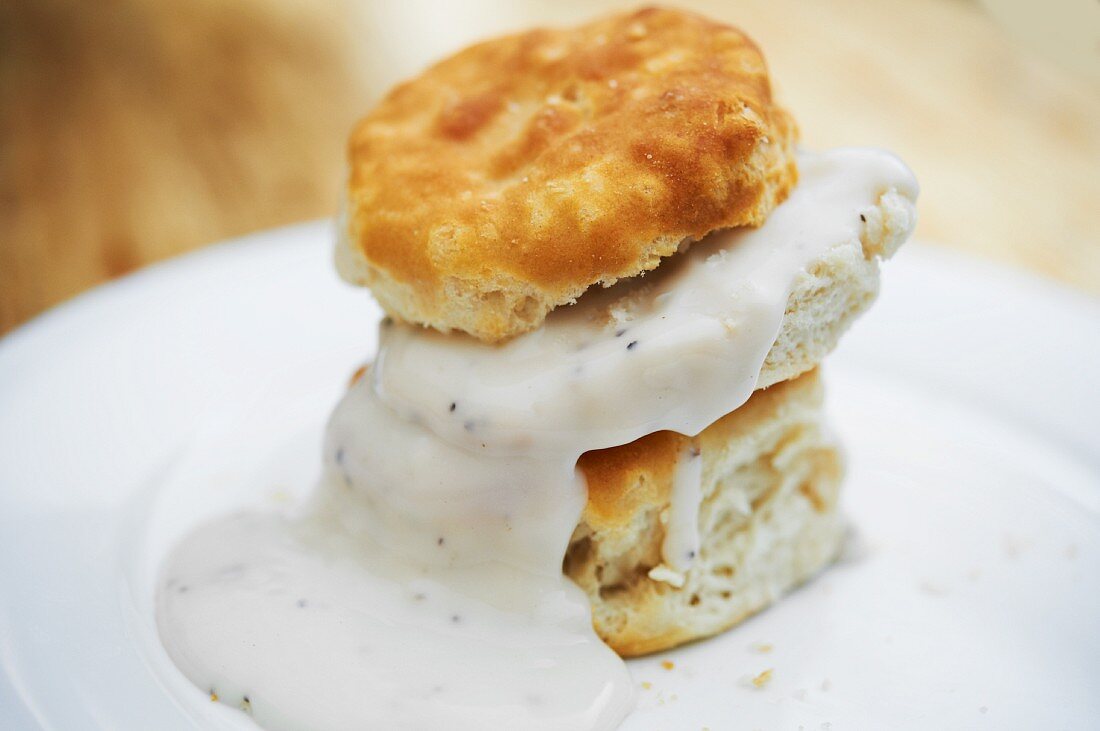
751,642 -> 773,653
661,660 -> 675,671
751,669 -> 773,688
209,690 -> 219,702
641,681 -> 653,690
348,363 -> 368,386
648,564 -> 686,587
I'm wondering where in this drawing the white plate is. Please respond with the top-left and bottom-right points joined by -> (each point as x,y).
1,222 -> 1098,730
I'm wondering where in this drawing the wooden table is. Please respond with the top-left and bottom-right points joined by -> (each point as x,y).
3,0 -> 1098,334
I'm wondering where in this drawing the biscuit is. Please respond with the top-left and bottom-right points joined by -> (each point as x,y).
756,187 -> 914,390
340,7 -> 798,342
566,369 -> 843,656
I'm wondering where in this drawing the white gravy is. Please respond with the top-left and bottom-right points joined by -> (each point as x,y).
156,148 -> 917,731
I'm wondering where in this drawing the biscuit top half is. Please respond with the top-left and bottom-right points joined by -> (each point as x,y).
341,6 -> 798,342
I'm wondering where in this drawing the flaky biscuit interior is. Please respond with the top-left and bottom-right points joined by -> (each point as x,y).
569,369 -> 843,656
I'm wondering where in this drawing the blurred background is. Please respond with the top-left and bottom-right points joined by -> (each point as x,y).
1,0 -> 1098,335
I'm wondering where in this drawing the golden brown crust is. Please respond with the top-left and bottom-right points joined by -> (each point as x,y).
578,369 -> 814,533
579,430 -> 686,531
345,6 -> 798,341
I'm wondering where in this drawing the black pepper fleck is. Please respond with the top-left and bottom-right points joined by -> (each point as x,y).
449,402 -> 457,412
437,536 -> 445,547
859,214 -> 867,222
335,447 -> 345,465
615,329 -> 627,337
381,316 -> 394,328
687,550 -> 696,560
451,614 -> 462,623
627,340 -> 639,350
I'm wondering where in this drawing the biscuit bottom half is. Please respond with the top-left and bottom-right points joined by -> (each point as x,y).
566,369 -> 843,657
